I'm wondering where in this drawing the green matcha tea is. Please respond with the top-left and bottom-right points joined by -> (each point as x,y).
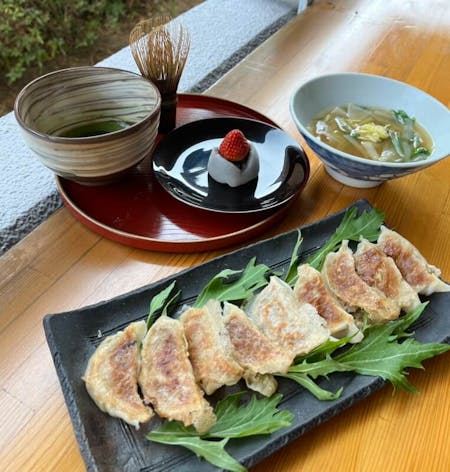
61,120 -> 131,138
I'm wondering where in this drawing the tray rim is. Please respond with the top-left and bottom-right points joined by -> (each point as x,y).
56,178 -> 297,252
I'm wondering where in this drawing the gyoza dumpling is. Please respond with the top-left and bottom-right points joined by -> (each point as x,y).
354,238 -> 420,312
223,302 -> 293,395
138,315 -> 216,434
83,321 -> 153,429
294,264 -> 362,341
377,226 -> 450,296
322,240 -> 400,323
180,300 -> 243,395
242,372 -> 278,397
247,276 -> 329,356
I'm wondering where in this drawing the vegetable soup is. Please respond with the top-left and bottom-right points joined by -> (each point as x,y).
309,104 -> 433,162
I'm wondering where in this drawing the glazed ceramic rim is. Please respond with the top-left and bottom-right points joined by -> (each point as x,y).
14,66 -> 161,144
290,72 -> 450,169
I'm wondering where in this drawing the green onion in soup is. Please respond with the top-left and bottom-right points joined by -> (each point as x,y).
309,104 -> 433,162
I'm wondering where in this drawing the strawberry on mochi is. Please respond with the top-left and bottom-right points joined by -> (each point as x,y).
207,129 -> 260,187
219,130 -> 250,161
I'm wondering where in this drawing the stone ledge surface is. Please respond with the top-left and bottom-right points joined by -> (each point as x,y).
0,0 -> 296,254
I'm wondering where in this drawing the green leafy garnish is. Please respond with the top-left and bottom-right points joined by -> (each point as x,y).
207,392 -> 294,438
194,257 -> 272,307
279,368 -> 344,400
147,393 -> 293,471
147,434 -> 244,472
278,336 -> 351,400
284,230 -> 303,286
411,146 -> 431,159
306,207 -> 385,271
282,303 -> 450,398
393,109 -> 414,125
332,303 -> 449,392
147,281 -> 180,328
391,110 -> 423,161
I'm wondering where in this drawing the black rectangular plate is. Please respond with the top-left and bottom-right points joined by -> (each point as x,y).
43,199 -> 450,472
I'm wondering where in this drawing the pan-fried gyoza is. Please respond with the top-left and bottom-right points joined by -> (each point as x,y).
377,226 -> 450,295
180,300 -> 243,395
247,276 -> 329,356
223,302 -> 293,396
138,315 -> 216,434
294,264 -> 362,341
354,238 -> 420,312
82,321 -> 153,429
83,224 -> 449,431
322,240 -> 400,323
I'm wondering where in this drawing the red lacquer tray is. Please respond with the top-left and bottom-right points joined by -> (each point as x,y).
56,94 -> 309,253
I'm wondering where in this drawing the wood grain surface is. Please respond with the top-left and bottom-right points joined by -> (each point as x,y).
1,1 -> 449,471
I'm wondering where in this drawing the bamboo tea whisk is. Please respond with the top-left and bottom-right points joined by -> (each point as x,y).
130,16 -> 190,133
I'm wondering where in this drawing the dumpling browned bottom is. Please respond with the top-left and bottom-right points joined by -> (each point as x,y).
377,226 -> 450,296
223,302 -> 294,374
83,321 -> 153,429
223,302 -> 293,396
180,300 -> 243,395
354,238 -> 420,312
322,240 -> 400,323
294,264 -> 362,341
138,315 -> 216,434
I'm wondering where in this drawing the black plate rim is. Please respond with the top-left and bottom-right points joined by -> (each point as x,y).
152,117 -> 310,214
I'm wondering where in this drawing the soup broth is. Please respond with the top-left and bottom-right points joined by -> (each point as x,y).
309,104 -> 433,162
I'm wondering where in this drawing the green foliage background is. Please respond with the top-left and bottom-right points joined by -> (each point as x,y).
0,0 -> 199,84
1,0 -> 133,83
0,0 -> 201,116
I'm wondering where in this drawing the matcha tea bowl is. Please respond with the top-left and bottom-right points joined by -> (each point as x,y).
14,66 -> 161,185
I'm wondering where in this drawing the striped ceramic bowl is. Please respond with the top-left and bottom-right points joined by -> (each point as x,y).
14,66 -> 161,185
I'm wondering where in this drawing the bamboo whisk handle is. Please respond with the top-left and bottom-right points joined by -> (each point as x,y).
159,92 -> 177,134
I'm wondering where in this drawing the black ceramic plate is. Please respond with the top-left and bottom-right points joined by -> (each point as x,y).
44,200 -> 450,472
152,117 -> 309,213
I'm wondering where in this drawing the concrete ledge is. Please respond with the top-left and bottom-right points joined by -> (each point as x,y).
0,0 -> 297,255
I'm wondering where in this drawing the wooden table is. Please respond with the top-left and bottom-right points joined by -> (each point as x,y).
1,1 -> 449,470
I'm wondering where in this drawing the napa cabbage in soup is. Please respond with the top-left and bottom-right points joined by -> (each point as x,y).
309,104 -> 433,162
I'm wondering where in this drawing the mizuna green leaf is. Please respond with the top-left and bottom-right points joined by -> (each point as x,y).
206,392 -> 294,438
146,434 -> 245,472
306,207 -> 385,270
146,393 -> 293,471
332,303 -> 450,392
278,369 -> 343,400
284,303 -> 450,397
194,257 -> 272,307
284,230 -> 303,286
147,281 -> 180,328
